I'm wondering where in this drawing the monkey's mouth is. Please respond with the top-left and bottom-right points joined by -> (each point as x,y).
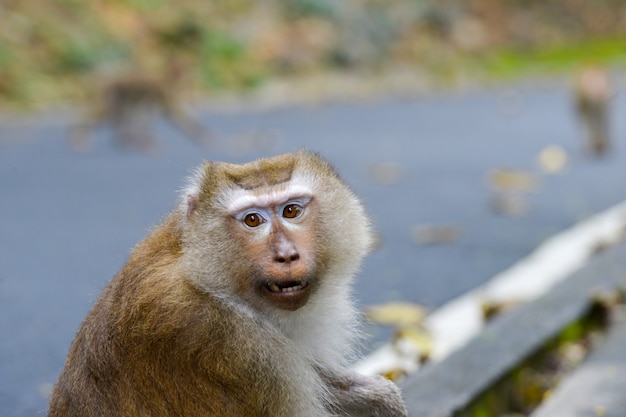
266,280 -> 309,294
262,279 -> 311,311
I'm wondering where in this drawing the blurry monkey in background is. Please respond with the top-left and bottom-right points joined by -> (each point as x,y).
574,66 -> 613,157
69,64 -> 210,154
49,150 -> 408,417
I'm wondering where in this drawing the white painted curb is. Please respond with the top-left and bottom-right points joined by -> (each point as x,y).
355,200 -> 626,376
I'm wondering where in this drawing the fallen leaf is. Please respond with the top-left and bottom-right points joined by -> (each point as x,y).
490,193 -> 529,217
537,145 -> 568,174
366,302 -> 427,327
488,168 -> 537,192
367,162 -> 402,185
410,224 -> 460,245
394,326 -> 434,359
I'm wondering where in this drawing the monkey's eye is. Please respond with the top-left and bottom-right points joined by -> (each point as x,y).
244,213 -> 264,228
282,204 -> 302,219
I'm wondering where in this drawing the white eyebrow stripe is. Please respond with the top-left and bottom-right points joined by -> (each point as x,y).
227,184 -> 313,214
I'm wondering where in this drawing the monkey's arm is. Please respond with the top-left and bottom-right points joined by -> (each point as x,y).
161,99 -> 212,149
316,365 -> 408,417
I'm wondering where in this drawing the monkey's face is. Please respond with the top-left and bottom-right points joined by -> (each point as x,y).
183,151 -> 372,314
228,187 -> 318,312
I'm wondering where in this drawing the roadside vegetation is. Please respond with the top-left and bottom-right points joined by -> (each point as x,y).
1,0 -> 626,109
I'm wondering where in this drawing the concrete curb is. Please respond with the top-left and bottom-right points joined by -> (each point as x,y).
355,200 -> 626,376
399,240 -> 626,417
531,309 -> 626,417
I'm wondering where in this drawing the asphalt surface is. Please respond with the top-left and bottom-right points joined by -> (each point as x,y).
2,82 -> 626,416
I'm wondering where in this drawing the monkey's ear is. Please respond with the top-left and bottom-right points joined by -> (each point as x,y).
182,163 -> 209,219
186,194 -> 199,218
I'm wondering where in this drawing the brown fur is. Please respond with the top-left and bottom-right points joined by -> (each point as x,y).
49,151 -> 408,417
49,216 -> 300,416
222,153 -> 296,189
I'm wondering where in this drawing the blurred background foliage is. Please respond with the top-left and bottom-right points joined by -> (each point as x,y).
1,0 -> 626,109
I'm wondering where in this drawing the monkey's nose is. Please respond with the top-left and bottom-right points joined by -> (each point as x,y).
274,239 -> 300,264
272,229 -> 300,264
275,251 -> 300,264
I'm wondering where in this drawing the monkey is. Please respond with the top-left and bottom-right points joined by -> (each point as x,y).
49,150 -> 408,417
574,66 -> 613,157
69,64 -> 210,154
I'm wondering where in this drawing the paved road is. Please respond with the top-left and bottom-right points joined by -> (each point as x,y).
1,82 -> 626,416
